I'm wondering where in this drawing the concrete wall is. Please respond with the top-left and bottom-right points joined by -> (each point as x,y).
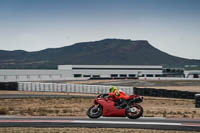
18,82 -> 134,95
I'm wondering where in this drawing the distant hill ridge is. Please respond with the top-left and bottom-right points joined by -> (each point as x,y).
0,39 -> 199,69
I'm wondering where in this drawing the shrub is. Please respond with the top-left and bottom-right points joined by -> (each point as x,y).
63,109 -> 68,113
163,111 -> 167,117
55,110 -> 59,114
39,112 -> 47,116
0,108 -> 8,115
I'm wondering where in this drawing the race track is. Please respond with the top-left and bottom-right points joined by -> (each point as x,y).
0,116 -> 200,131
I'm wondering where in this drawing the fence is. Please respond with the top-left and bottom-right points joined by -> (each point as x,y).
18,82 -> 134,95
134,87 -> 198,99
0,82 -> 18,90
1,82 -> 199,100
195,94 -> 200,108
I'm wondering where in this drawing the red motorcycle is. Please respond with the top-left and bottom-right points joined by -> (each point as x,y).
87,94 -> 143,119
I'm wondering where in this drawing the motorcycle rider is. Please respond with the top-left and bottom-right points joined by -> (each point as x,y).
109,86 -> 129,109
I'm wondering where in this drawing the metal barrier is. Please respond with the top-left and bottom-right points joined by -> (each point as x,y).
134,87 -> 197,99
0,82 -> 18,90
195,94 -> 200,108
5,82 -> 199,101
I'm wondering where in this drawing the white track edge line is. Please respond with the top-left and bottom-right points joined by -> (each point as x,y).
72,120 -> 182,126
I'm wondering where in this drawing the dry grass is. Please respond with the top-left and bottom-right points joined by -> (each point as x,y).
0,98 -> 92,116
0,128 -> 198,133
0,96 -> 199,118
142,97 -> 200,118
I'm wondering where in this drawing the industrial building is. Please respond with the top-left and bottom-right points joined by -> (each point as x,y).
0,65 -> 199,82
58,65 -> 163,79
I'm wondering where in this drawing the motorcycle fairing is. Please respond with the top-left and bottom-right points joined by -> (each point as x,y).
96,98 -> 125,117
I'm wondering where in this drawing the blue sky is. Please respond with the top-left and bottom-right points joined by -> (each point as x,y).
0,0 -> 200,59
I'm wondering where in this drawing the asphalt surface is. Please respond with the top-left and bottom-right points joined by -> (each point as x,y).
0,116 -> 200,131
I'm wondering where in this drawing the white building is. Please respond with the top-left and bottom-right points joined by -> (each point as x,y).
0,65 -> 163,82
58,65 -> 163,78
1,65 -> 200,82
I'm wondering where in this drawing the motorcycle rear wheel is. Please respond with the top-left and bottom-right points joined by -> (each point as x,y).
87,105 -> 103,119
125,104 -> 143,119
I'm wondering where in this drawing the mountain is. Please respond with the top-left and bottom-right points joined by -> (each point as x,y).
0,39 -> 200,69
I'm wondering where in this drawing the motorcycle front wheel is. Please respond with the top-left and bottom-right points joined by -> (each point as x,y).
87,105 -> 103,119
125,104 -> 143,119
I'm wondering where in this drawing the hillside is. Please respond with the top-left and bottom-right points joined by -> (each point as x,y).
0,39 -> 199,69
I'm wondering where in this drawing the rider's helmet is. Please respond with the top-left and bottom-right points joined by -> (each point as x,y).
109,86 -> 118,93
